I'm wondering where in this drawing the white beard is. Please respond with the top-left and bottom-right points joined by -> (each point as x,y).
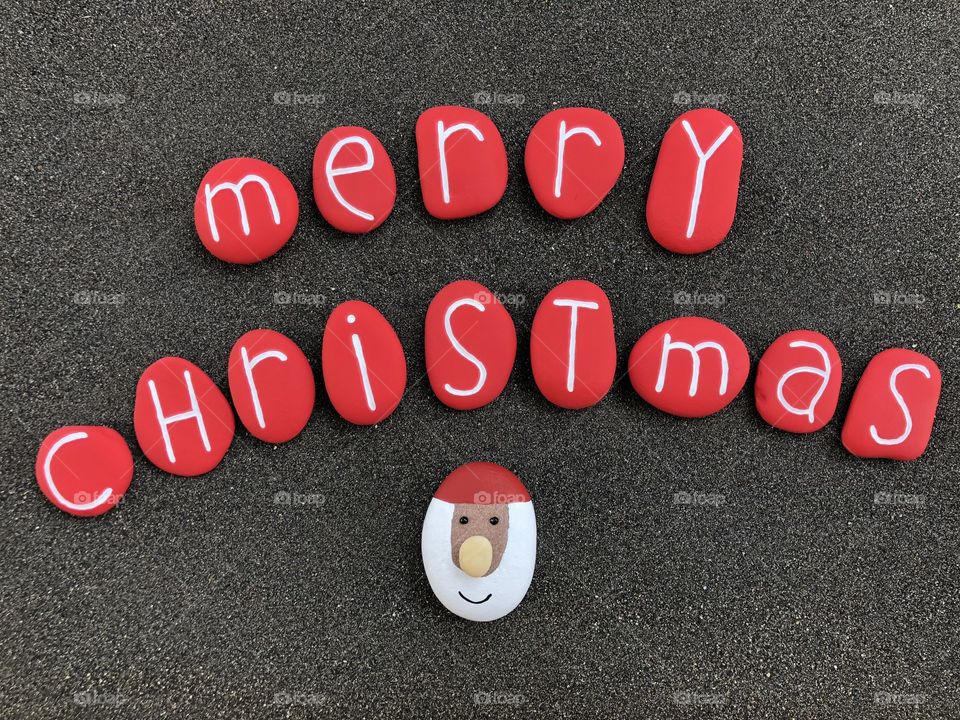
421,498 -> 537,622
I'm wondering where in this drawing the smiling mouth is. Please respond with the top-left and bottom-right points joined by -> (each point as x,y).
458,591 -> 492,604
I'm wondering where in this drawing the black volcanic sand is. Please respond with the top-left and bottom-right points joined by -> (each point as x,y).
1,3 -> 958,718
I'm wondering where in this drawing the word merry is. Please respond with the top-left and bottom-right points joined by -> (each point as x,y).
194,105 -> 742,264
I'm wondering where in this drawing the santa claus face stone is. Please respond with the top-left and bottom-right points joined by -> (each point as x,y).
421,462 -> 536,622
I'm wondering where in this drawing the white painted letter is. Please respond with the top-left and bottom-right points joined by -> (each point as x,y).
436,121 -> 484,204
325,136 -> 376,220
347,314 -> 376,412
42,432 -> 113,512
442,298 -> 488,397
148,370 -> 212,464
655,333 -> 729,397
554,121 -> 602,198
680,120 -> 733,239
869,363 -> 931,445
775,341 -> 832,424
204,174 -> 281,243
240,346 -> 289,429
552,298 -> 600,392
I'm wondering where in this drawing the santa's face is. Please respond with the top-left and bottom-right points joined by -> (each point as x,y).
422,497 -> 536,622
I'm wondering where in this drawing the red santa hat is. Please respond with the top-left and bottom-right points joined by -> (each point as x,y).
434,461 -> 531,504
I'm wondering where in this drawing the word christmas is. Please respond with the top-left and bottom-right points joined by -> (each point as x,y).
36,104 -> 943,622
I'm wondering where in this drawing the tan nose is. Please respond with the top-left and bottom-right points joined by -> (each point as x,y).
458,535 -> 493,577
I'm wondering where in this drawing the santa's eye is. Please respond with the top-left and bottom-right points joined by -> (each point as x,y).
459,516 -> 469,524
489,516 -> 499,525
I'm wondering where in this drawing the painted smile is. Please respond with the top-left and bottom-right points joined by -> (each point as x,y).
458,591 -> 492,604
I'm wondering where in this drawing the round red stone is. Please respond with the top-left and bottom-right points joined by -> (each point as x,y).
531,280 -> 616,409
312,126 -> 396,234
424,280 -> 517,410
228,329 -> 316,443
322,300 -> 407,425
134,356 -> 235,476
755,330 -> 842,433
628,316 -> 750,417
646,108 -> 743,254
35,425 -> 133,517
524,108 -> 624,219
415,106 -> 508,220
194,157 -> 299,264
841,348 -> 942,460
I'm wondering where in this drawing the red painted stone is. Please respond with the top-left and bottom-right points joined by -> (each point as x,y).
755,330 -> 842,433
842,348 -> 942,460
134,356 -> 235,476
35,426 -> 133,517
645,108 -> 743,254
524,108 -> 624,219
415,106 -> 508,220
322,301 -> 407,425
424,280 -> 516,410
530,280 -> 616,409
628,316 -> 750,417
312,126 -> 396,234
194,157 -> 299,264
228,329 -> 316,443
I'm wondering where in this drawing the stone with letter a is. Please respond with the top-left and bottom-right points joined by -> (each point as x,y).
754,330 -> 842,433
842,348 -> 941,460
421,462 -> 536,622
194,157 -> 299,264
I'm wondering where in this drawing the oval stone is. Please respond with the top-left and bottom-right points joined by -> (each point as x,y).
425,280 -> 516,411
35,425 -> 133,517
415,106 -> 508,220
524,107 -> 624,219
322,300 -> 407,425
134,356 -> 235,476
645,108 -> 743,254
841,348 -> 942,460
194,157 -> 299,264
530,280 -> 616,409
628,316 -> 750,417
228,329 -> 316,443
421,462 -> 536,622
755,330 -> 842,433
312,126 -> 396,234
